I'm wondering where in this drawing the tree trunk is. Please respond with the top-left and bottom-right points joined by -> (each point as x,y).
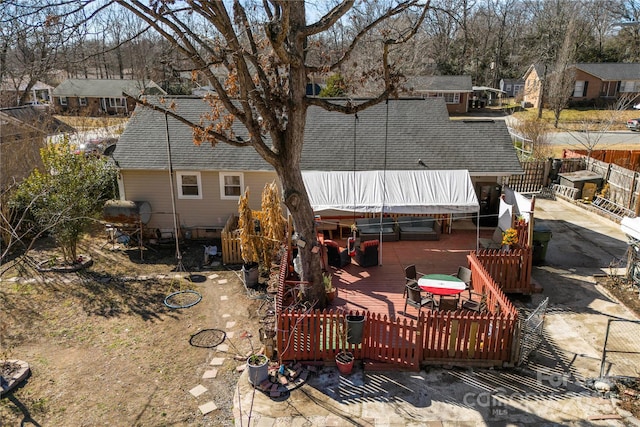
277,159 -> 326,308
269,3 -> 326,309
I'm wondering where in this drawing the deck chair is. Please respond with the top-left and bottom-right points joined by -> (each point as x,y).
404,264 -> 426,297
355,239 -> 379,267
462,292 -> 487,313
479,227 -> 504,250
325,240 -> 350,268
453,266 -> 472,299
404,283 -> 436,317
438,296 -> 459,311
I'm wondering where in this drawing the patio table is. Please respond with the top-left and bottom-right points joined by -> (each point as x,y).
418,274 -> 466,296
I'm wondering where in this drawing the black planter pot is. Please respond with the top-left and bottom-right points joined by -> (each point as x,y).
346,315 -> 365,345
242,263 -> 259,289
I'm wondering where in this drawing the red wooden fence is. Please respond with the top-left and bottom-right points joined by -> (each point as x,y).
473,248 -> 533,294
274,238 -> 523,369
277,307 -> 517,370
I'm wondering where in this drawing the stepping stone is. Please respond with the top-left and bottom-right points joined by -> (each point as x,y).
208,274 -> 219,280
220,295 -> 228,301
225,321 -> 236,329
226,331 -> 235,339
216,344 -> 229,352
222,314 -> 231,318
209,357 -> 225,366
189,384 -> 207,397
218,278 -> 228,284
198,401 -> 217,415
202,369 -> 218,379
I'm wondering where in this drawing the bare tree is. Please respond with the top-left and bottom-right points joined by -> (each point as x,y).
90,0 -> 430,307
565,93 -> 638,163
546,19 -> 579,128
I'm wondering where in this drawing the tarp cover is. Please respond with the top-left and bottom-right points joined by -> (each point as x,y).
621,216 -> 640,241
302,170 -> 479,214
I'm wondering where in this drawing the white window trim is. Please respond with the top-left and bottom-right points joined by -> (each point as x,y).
176,171 -> 202,199
573,81 -> 585,97
219,172 -> 244,200
59,97 -> 67,106
620,80 -> 639,93
79,97 -> 88,106
425,92 -> 460,104
109,97 -> 126,108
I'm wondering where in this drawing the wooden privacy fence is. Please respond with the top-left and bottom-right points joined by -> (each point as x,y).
277,308 -> 517,370
221,215 -> 242,265
275,248 -> 520,369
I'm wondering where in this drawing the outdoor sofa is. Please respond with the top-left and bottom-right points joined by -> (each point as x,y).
397,216 -> 441,241
355,217 -> 399,242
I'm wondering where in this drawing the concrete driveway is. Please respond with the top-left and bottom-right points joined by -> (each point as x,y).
233,197 -> 640,426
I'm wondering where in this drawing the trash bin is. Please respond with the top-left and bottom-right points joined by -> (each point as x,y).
532,225 -> 553,265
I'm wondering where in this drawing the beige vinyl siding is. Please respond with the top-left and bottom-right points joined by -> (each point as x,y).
120,169 -> 279,231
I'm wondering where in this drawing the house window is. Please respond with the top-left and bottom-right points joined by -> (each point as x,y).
219,172 -> 243,200
573,81 -> 587,97
109,97 -> 126,108
79,97 -> 88,106
506,84 -> 512,91
443,93 -> 460,103
620,80 -> 639,93
176,171 -> 202,199
59,97 -> 67,106
426,92 -> 460,104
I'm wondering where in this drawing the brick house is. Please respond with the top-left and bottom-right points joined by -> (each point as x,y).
523,63 -> 640,109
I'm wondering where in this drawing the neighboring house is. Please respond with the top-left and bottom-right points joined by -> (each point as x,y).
499,78 -> 525,99
523,63 -> 640,109
112,97 -> 522,234
0,106 -> 75,192
0,78 -> 54,107
52,79 -> 166,115
400,75 -> 473,114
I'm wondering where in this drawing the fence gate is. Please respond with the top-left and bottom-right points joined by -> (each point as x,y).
517,297 -> 549,366
599,319 -> 640,378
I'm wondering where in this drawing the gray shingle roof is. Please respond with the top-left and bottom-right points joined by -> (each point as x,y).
401,75 -> 473,92
53,79 -> 166,97
574,63 -> 640,80
113,97 -> 522,175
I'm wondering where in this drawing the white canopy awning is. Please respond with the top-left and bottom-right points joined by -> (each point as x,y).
302,170 -> 479,214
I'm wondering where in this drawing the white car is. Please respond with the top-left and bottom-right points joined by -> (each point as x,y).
627,118 -> 640,131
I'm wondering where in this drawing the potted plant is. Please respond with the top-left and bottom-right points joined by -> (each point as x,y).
334,313 -> 355,375
501,227 -> 519,250
241,331 -> 270,386
323,273 -> 336,302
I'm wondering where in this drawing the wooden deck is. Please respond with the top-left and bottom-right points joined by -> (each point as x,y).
326,225 -> 494,321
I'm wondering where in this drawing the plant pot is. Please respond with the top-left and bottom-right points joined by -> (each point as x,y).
346,314 -> 365,345
246,354 -> 269,386
335,351 -> 354,375
242,263 -> 259,289
326,288 -> 337,302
